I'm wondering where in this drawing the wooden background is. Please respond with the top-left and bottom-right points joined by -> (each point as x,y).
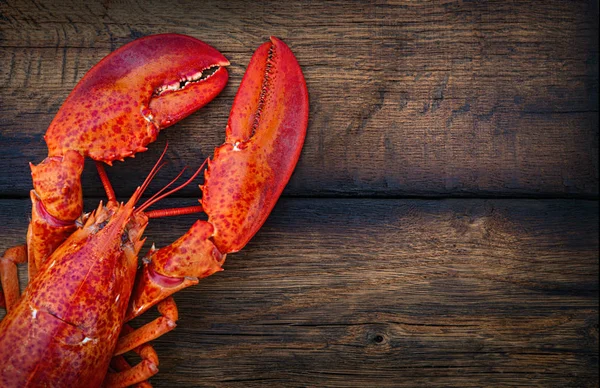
0,0 -> 598,387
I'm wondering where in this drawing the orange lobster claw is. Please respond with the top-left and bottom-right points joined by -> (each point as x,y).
45,33 -> 229,164
26,34 -> 229,277
127,36 -> 308,320
204,36 -> 309,253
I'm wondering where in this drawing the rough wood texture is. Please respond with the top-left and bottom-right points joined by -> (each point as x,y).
0,0 -> 598,198
0,198 -> 598,387
0,1 -> 598,387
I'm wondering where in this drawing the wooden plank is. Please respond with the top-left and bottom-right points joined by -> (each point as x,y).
1,198 -> 597,387
0,0 -> 597,198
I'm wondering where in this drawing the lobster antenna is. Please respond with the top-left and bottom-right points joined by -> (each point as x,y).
96,162 -> 117,204
138,166 -> 189,211
128,143 -> 170,207
136,158 -> 208,214
137,161 -> 168,202
145,205 -> 204,219
138,143 -> 170,197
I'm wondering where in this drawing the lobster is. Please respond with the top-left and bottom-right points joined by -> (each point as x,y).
0,33 -> 308,387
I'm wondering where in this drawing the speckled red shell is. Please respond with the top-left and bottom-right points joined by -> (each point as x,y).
45,33 -> 229,164
202,37 -> 308,253
0,201 -> 144,387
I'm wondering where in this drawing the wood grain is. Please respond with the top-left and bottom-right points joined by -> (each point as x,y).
0,198 -> 597,387
0,0 -> 597,198
0,1 -> 598,387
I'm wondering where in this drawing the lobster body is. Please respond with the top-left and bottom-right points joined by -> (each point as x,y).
0,35 -> 308,386
0,199 -> 146,386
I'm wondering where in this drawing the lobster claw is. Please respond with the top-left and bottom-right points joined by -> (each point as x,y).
44,33 -> 229,164
203,36 -> 309,253
127,37 -> 308,320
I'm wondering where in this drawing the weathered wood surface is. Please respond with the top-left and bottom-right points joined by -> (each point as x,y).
0,198 -> 598,387
0,1 -> 598,387
0,0 -> 598,198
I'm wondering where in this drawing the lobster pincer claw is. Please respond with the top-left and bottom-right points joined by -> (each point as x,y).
203,36 -> 309,253
126,37 -> 308,320
44,33 -> 230,164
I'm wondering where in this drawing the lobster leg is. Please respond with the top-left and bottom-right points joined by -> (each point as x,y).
114,297 -> 178,356
0,245 -> 27,311
108,298 -> 177,387
126,36 -> 308,320
106,325 -> 159,388
28,150 -> 85,279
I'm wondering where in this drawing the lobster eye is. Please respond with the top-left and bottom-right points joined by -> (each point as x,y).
97,220 -> 109,230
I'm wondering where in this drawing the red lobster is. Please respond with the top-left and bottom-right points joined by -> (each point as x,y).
0,34 -> 308,387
